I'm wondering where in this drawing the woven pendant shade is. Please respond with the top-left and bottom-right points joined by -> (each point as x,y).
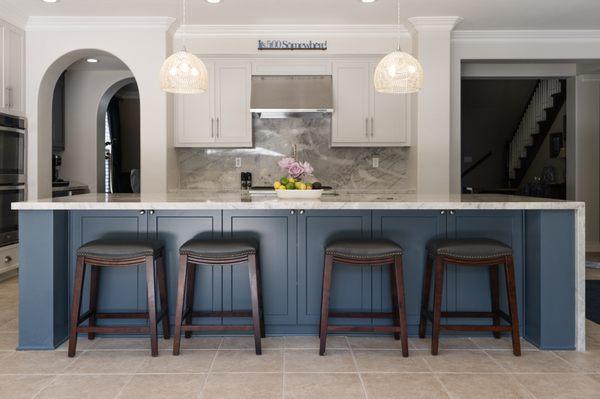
160,51 -> 208,94
373,50 -> 423,94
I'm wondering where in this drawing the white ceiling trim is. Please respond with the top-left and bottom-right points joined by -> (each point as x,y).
0,2 -> 28,28
26,16 -> 176,32
175,24 -> 411,39
453,30 -> 600,42
408,16 -> 463,31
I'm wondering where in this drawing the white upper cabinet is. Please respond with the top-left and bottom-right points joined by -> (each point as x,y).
332,61 -> 371,144
0,21 -> 25,116
332,60 -> 410,147
174,60 -> 252,148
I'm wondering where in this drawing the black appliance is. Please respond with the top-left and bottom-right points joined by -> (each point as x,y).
0,113 -> 26,246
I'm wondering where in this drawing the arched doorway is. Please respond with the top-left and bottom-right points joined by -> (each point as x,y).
42,50 -> 140,195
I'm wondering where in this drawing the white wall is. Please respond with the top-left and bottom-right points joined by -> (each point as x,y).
25,17 -> 174,199
575,75 -> 600,250
61,69 -> 133,193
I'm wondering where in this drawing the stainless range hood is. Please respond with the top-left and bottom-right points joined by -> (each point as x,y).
251,75 -> 333,118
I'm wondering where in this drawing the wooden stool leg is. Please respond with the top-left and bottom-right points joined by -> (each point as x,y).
255,253 -> 266,338
68,256 -> 86,357
389,264 -> 400,341
156,254 -> 170,339
419,255 -> 434,339
88,265 -> 99,340
504,256 -> 521,356
145,256 -> 159,357
393,255 -> 409,357
184,262 -> 196,339
489,264 -> 501,339
431,257 -> 445,356
319,254 -> 334,356
173,254 -> 188,356
248,254 -> 262,355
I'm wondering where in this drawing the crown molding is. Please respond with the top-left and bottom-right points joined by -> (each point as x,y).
26,16 -> 176,32
408,17 -> 463,32
0,3 -> 28,29
452,30 -> 600,42
175,24 -> 411,39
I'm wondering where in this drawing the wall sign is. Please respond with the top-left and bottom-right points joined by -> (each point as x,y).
258,40 -> 328,51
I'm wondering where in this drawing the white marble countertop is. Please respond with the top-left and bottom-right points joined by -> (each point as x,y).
12,191 -> 585,211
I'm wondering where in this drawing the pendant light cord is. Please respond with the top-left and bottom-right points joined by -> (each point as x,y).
396,0 -> 401,51
182,0 -> 187,50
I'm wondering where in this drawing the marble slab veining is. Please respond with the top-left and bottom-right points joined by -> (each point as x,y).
177,116 -> 413,191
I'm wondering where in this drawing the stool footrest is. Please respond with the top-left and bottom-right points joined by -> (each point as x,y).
441,324 -> 513,332
327,325 -> 401,333
329,311 -> 394,319
77,326 -> 150,334
96,312 -> 149,319
186,310 -> 254,318
181,325 -> 254,332
425,310 -> 513,324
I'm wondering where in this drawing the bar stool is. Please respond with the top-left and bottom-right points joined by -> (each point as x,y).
173,239 -> 265,355
68,239 -> 169,357
319,239 -> 409,357
419,238 -> 521,356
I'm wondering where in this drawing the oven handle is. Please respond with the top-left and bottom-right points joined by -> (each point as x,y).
0,185 -> 25,191
0,127 -> 25,134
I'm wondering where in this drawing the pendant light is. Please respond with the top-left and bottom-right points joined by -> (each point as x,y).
373,0 -> 423,94
160,0 -> 208,94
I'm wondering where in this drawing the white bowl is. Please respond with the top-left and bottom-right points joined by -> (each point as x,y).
276,189 -> 323,199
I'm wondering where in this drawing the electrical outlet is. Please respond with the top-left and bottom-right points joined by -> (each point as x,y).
372,157 -> 379,168
235,158 -> 242,168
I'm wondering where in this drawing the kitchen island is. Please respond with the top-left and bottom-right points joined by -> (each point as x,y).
13,192 -> 585,351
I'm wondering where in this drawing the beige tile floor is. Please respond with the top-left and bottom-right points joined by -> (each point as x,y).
2,277 -> 600,398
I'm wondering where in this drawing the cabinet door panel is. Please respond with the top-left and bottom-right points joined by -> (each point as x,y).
297,211 -> 371,325
332,62 -> 370,145
69,211 -> 148,323
370,63 -> 410,146
174,62 -> 214,146
148,211 -> 222,324
214,61 -> 252,146
373,211 -> 447,328
447,211 -> 524,328
4,26 -> 24,114
223,211 -> 296,326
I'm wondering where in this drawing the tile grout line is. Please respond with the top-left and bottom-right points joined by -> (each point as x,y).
282,340 -> 286,399
506,373 -> 538,399
114,373 -> 136,399
345,336 -> 369,399
549,349 -> 583,370
198,336 -> 222,399
30,374 -> 59,399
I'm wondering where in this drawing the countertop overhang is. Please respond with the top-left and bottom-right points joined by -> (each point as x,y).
12,192 -> 585,211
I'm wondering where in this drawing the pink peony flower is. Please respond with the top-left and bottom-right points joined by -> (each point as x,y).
288,162 -> 305,179
278,157 -> 296,169
301,161 -> 314,176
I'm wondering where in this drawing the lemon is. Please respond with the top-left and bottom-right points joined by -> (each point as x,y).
288,177 -> 296,183
299,183 -> 307,190
305,184 -> 312,190
295,182 -> 303,189
274,181 -> 282,189
277,185 -> 286,190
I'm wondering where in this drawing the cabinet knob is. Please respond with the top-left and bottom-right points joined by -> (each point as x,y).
440,210 -> 446,215
3,256 -> 12,264
149,210 -> 155,215
139,210 -> 146,215
449,210 -> 455,215
290,210 -> 296,215
299,210 -> 305,215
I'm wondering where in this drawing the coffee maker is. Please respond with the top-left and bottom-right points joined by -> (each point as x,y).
52,154 -> 69,186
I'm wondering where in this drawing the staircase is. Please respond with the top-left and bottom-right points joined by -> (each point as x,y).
508,79 -> 566,187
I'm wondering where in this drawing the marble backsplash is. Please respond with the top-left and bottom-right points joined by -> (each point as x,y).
177,116 -> 413,191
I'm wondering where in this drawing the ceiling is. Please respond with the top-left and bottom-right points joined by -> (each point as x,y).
3,0 -> 600,30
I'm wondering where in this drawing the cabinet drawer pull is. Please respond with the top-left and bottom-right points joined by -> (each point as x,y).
211,118 -> 214,138
290,210 -> 296,215
149,210 -> 155,215
3,256 -> 11,264
365,118 -> 369,137
139,210 -> 146,215
440,210 -> 446,215
299,210 -> 305,215
449,210 -> 455,215
217,118 -> 220,138
371,118 -> 374,137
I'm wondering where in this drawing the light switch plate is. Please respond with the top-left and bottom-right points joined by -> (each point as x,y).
235,158 -> 242,168
372,157 -> 379,168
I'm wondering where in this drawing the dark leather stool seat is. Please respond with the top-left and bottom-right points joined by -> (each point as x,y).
68,239 -> 169,358
77,239 -> 164,259
319,239 -> 409,357
426,238 -> 512,260
419,237 -> 521,356
325,239 -> 403,259
179,239 -> 256,258
173,239 -> 264,356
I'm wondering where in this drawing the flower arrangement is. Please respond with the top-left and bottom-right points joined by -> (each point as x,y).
274,157 -> 321,191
